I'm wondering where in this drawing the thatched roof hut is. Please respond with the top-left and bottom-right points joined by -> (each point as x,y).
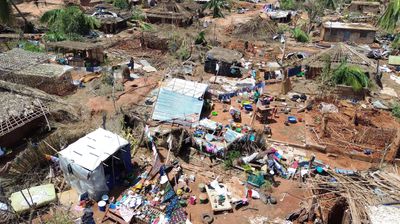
302,43 -> 377,79
232,15 -> 277,41
144,1 -> 193,26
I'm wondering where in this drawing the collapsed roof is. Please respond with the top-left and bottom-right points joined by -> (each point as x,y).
152,78 -> 208,126
302,43 -> 377,72
145,1 -> 193,25
232,15 -> 277,40
206,47 -> 243,64
86,4 -> 131,24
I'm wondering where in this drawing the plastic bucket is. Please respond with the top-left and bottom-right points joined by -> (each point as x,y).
98,201 -> 107,212
198,183 -> 206,192
288,116 -> 297,123
101,195 -> 109,204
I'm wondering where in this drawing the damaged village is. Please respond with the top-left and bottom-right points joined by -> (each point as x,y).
1,0 -> 400,223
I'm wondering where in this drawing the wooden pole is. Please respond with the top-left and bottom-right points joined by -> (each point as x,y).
379,142 -> 392,169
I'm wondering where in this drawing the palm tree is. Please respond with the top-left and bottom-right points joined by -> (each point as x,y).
378,0 -> 400,32
331,62 -> 370,92
204,0 -> 225,18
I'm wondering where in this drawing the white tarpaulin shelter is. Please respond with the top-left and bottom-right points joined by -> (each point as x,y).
59,128 -> 132,200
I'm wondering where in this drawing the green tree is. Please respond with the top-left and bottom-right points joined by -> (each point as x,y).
303,0 -> 324,34
204,0 -> 226,18
378,0 -> 400,32
40,6 -> 100,40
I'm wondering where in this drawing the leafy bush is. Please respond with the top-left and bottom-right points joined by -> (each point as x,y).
292,28 -> 310,42
331,62 -> 370,92
223,150 -> 241,169
43,32 -> 66,42
176,44 -> 190,61
277,24 -> 290,34
195,31 -> 206,45
392,104 -> 400,119
20,41 -> 44,52
280,0 -> 296,10
114,0 -> 129,9
139,22 -> 153,31
132,7 -> 146,21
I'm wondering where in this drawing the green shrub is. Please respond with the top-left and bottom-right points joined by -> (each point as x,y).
280,0 -> 296,10
292,28 -> 310,42
223,150 -> 241,169
277,24 -> 290,34
113,0 -> 129,9
195,31 -> 206,45
392,104 -> 400,119
20,41 -> 44,52
132,7 -> 146,21
43,32 -> 66,42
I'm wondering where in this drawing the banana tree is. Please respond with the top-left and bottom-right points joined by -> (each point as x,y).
378,0 -> 400,32
204,0 -> 226,18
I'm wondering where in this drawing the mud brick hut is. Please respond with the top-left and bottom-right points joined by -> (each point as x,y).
46,41 -> 105,67
87,4 -> 131,34
144,1 -> 193,26
347,1 -> 381,15
204,47 -> 243,77
0,91 -> 49,148
0,48 -> 75,96
321,22 -> 376,44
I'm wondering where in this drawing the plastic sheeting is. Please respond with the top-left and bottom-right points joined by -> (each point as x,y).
59,156 -> 109,200
152,89 -> 204,125
224,129 -> 243,143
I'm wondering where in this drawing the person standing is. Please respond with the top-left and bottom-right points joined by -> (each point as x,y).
214,61 -> 220,83
129,57 -> 134,71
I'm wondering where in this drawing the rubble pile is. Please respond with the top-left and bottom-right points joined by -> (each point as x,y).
0,92 -> 40,123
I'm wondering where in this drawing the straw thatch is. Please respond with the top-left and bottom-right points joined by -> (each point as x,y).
145,1 -> 193,26
232,15 -> 277,40
302,43 -> 377,72
45,41 -> 102,51
206,47 -> 243,64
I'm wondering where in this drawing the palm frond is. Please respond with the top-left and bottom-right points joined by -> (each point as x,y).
331,62 -> 370,92
378,0 -> 400,32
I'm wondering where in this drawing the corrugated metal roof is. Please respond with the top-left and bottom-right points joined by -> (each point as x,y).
389,56 -> 400,65
323,22 -> 376,31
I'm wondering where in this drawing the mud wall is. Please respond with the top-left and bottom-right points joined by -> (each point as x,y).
0,72 -> 76,96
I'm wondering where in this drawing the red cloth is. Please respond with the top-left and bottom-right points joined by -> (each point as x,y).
291,161 -> 299,169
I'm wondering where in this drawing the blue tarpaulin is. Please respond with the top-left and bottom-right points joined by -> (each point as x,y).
152,89 -> 204,125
